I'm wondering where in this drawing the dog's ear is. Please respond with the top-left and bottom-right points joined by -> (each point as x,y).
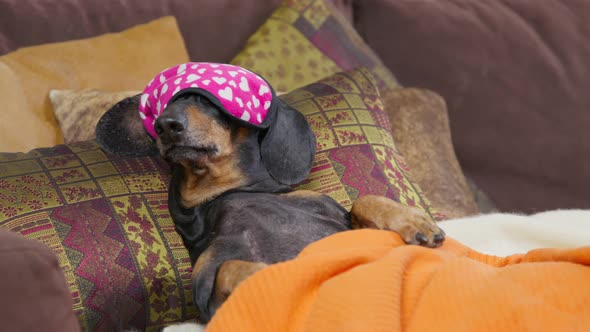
95,94 -> 158,157
260,99 -> 316,185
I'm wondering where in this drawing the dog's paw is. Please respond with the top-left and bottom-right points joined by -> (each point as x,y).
351,195 -> 445,248
389,205 -> 445,248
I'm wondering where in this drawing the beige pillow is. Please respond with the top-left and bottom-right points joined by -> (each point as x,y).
0,16 -> 188,152
49,89 -> 140,143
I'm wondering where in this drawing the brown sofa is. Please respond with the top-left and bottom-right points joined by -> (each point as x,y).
0,230 -> 80,332
0,1 -> 587,330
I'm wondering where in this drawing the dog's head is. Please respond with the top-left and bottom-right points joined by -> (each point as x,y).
96,63 -> 315,207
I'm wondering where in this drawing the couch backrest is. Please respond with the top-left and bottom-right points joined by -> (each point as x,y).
0,0 -> 353,62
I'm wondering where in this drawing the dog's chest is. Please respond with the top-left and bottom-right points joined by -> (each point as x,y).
210,192 -> 349,262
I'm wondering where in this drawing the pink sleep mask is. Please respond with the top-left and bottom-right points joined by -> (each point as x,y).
139,62 -> 276,139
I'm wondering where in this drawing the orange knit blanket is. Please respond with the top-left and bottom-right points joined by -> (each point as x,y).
205,229 -> 590,332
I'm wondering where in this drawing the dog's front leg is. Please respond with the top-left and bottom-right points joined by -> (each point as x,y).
210,260 -> 268,310
350,195 -> 445,247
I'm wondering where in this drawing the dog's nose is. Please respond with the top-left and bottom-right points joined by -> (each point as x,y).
155,113 -> 187,141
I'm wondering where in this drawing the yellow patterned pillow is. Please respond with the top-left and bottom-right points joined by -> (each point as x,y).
231,0 -> 398,92
288,67 -> 440,218
0,141 -> 194,331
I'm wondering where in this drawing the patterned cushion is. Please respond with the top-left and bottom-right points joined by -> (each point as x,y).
230,0 -> 398,92
0,68 -> 438,331
0,141 -> 193,331
285,68 -> 439,214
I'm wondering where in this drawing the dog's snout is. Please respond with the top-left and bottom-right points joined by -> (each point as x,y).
155,112 -> 187,141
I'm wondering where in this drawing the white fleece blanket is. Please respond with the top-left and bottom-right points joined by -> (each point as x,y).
438,209 -> 590,256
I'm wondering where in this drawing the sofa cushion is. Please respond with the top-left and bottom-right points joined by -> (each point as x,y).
0,16 -> 188,153
354,0 -> 590,212
381,88 -> 479,219
231,0 -> 397,92
282,67 -> 438,214
0,230 -> 81,332
0,68 -> 440,331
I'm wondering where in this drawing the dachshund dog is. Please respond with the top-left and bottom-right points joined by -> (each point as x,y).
96,63 -> 445,323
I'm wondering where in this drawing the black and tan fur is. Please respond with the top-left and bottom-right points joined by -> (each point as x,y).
96,93 -> 445,322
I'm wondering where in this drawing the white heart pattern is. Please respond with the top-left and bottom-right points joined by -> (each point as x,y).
174,77 -> 182,85
229,80 -> 237,88
202,80 -> 211,85
153,88 -> 159,98
198,68 -> 207,74
141,93 -> 149,107
263,101 -> 271,110
186,74 -> 200,83
213,77 -> 227,85
239,77 -> 250,92
191,64 -> 199,69
228,71 -> 238,77
258,84 -> 269,96
173,86 -> 180,96
160,84 -> 168,96
219,87 -> 233,101
252,95 -> 260,108
214,69 -> 223,75
139,111 -> 146,120
159,74 -> 166,83
241,111 -> 251,121
235,97 -> 244,108
191,83 -> 198,88
246,101 -> 252,109
210,64 -> 219,68
157,100 -> 162,114
257,113 -> 262,123
177,63 -> 187,75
